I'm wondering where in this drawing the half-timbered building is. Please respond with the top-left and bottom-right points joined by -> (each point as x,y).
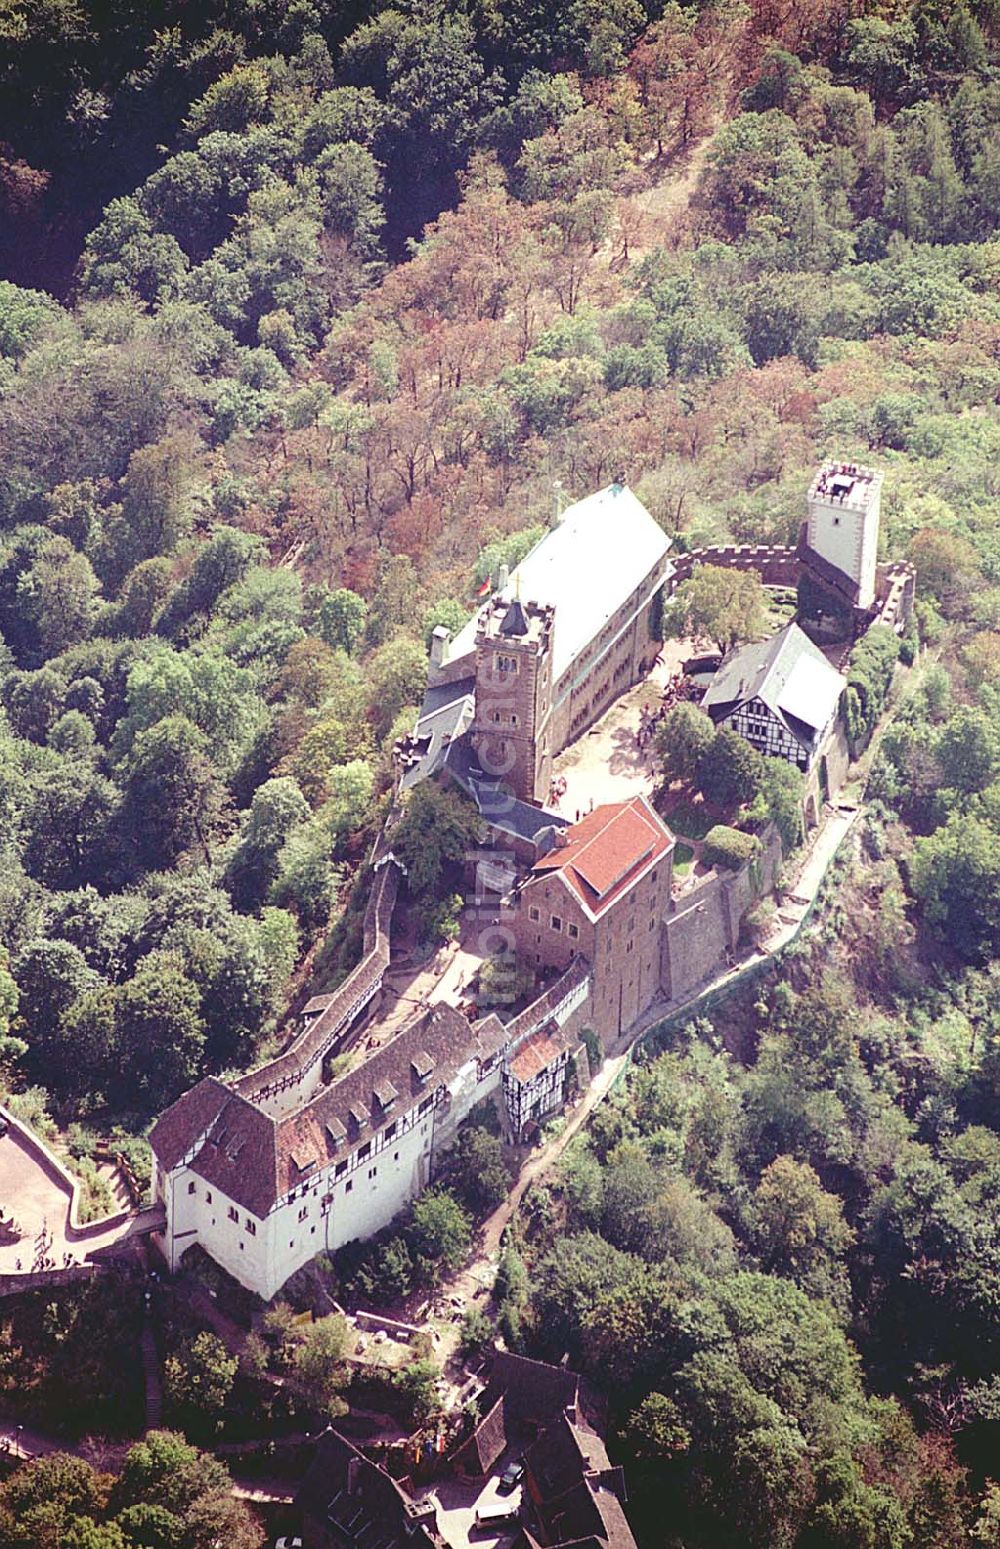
701,622 -> 846,775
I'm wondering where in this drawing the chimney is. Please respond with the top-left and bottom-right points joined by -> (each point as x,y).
498,562 -> 509,591
429,624 -> 450,669
552,479 -> 566,528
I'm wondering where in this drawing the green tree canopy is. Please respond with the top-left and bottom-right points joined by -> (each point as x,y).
667,565 -> 767,654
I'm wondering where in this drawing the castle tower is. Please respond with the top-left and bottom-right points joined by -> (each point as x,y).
471,593 -> 554,804
805,462 -> 883,610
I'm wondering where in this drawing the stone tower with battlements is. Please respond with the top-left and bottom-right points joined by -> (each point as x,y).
804,461 -> 883,610
471,594 -> 555,804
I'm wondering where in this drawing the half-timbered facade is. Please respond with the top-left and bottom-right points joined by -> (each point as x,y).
702,622 -> 846,774
502,1019 -> 582,1140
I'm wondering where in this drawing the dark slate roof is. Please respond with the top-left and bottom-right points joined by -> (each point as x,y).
399,678 -> 476,793
149,1077 -> 232,1173
487,1351 -> 581,1428
701,621 -> 845,750
524,1415 -> 637,1549
499,597 -> 529,636
297,1428 -> 446,1549
446,737 -> 567,846
451,1394 -> 509,1476
525,1417 -> 611,1499
450,1351 -> 582,1478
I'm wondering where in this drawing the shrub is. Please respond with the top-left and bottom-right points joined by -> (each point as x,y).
581,1026 -> 603,1076
698,729 -> 764,809
845,624 -> 899,748
742,899 -> 777,947
459,1306 -> 495,1357
704,825 -> 759,870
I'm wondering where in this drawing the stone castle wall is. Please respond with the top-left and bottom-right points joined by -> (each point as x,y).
670,545 -> 802,590
660,826 -> 783,1003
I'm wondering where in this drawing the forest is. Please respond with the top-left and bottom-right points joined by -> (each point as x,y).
1,0 -> 1000,1542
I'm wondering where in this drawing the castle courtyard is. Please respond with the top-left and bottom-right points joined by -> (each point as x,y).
549,637 -> 691,818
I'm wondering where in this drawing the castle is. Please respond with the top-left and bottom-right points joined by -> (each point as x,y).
149,464 -> 907,1302
400,481 -> 675,807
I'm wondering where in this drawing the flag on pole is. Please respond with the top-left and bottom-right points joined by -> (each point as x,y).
476,576 -> 491,597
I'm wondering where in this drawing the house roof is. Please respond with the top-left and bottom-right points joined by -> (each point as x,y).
489,1351 -> 580,1427
272,1003 -> 507,1201
149,1076 -> 233,1173
508,1019 -> 578,1084
156,1003 -> 506,1219
444,734 -> 567,848
451,1394 -> 509,1476
701,621 -> 846,750
450,1352 -> 583,1478
530,796 -> 673,921
399,678 -> 476,793
443,484 -> 673,683
297,1428 -> 447,1549
151,1081 -> 280,1220
525,1415 -> 637,1549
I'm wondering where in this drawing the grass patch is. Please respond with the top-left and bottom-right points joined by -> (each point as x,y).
673,842 -> 694,876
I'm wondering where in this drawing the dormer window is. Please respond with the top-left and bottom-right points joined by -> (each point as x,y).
412,1052 -> 435,1084
349,1102 -> 369,1132
375,1079 -> 398,1113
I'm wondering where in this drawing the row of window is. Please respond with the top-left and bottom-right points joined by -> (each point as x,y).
527,904 -> 580,939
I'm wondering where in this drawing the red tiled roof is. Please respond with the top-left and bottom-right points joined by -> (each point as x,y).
510,1028 -> 564,1083
508,1018 -> 580,1084
532,796 -> 672,919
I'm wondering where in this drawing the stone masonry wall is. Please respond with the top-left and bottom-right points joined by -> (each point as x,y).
660,826 -> 782,1002
670,545 -> 802,590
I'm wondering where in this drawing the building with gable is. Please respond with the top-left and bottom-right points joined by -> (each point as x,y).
298,1427 -> 449,1549
147,465 -> 900,1304
450,1350 -> 638,1549
150,1001 -> 509,1300
701,622 -> 851,826
398,481 -> 675,807
148,796 -> 676,1298
505,795 -> 674,1039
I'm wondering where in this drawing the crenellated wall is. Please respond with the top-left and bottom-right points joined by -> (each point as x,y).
670,545 -> 802,590
233,857 -> 400,1117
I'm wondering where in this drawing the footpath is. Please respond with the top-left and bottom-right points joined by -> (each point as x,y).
440,648 -> 938,1312
441,796 -> 862,1310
